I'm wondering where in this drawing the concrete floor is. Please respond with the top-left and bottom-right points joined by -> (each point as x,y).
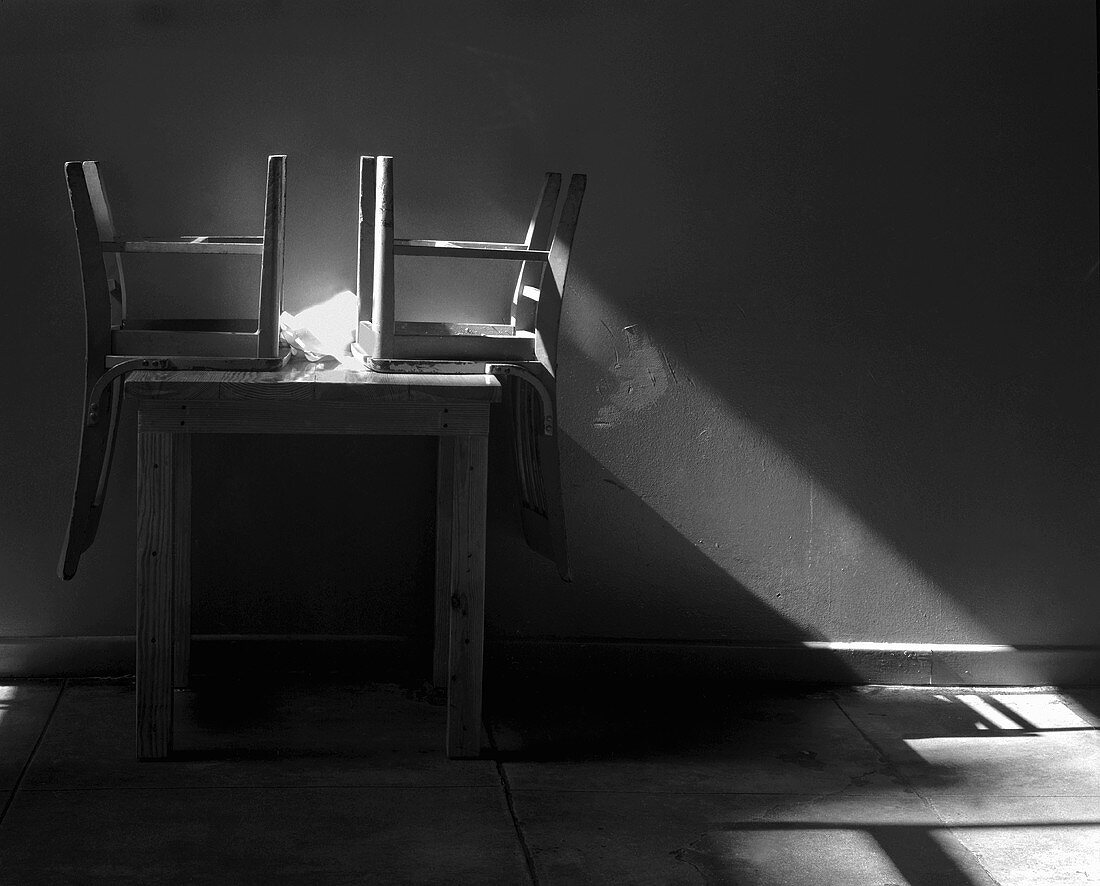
0,677 -> 1095,884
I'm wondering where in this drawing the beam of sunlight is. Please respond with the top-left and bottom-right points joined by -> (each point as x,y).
957,694 -> 1025,730
0,684 -> 16,728
561,272 -> 990,642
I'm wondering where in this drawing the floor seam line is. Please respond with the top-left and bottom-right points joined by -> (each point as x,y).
487,727 -> 540,886
831,691 -> 1006,886
0,679 -> 67,828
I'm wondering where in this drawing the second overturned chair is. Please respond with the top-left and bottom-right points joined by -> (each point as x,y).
354,156 -> 587,580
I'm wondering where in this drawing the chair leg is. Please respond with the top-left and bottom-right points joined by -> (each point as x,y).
446,435 -> 488,759
136,429 -> 188,759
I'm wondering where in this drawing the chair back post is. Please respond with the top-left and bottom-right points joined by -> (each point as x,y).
80,161 -> 126,329
257,154 -> 287,358
66,162 -> 114,381
534,173 -> 586,377
510,173 -> 562,333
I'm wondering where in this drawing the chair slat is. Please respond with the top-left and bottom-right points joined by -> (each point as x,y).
395,321 -> 516,337
101,240 -> 265,254
398,239 -> 528,250
394,243 -> 547,260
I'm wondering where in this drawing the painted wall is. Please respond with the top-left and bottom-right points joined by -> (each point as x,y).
1,2 -> 1097,666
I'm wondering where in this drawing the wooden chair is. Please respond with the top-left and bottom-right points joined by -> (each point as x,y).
58,155 -> 291,580
354,157 -> 586,580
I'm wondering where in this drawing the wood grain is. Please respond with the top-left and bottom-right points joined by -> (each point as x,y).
172,435 -> 192,689
434,437 -> 457,687
101,240 -> 264,254
446,435 -> 488,758
125,364 -> 502,403
395,321 -> 516,337
135,401 -> 490,436
112,328 -> 260,358
358,322 -> 535,362
136,431 -> 178,759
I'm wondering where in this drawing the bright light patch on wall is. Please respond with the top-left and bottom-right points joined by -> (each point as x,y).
559,270 -> 989,641
0,684 -> 16,729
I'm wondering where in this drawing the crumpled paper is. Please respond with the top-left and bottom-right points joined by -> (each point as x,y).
279,290 -> 362,366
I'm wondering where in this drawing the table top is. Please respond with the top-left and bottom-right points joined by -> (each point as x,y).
125,358 -> 502,404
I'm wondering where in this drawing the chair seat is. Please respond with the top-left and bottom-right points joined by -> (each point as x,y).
112,322 -> 263,358
357,320 -> 536,362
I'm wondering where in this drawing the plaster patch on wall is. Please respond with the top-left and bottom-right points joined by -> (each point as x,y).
594,324 -> 673,429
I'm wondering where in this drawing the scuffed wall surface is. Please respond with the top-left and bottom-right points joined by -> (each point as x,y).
1,1 -> 1096,649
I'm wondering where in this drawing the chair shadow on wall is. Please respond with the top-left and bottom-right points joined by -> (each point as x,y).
483,424 -> 861,761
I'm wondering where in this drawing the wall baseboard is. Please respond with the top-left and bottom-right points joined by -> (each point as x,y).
1,635 -> 1096,686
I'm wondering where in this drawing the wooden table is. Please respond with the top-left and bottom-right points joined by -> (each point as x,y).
126,361 -> 501,760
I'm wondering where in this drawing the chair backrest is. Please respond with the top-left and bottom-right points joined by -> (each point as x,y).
65,155 -> 287,360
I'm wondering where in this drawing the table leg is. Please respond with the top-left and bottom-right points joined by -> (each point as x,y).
136,430 -> 188,759
434,437 -> 456,688
446,435 -> 488,758
173,435 -> 192,689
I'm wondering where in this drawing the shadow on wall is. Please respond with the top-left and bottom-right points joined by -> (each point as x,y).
488,426 -> 823,646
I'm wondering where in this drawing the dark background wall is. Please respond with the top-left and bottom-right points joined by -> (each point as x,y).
2,2 -> 1097,668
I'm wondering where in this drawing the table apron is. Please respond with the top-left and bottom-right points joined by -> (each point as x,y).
136,400 -> 490,435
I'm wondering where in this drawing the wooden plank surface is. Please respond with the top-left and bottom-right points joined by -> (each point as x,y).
358,322 -> 535,362
112,328 -> 260,358
434,437 -> 457,687
135,401 -> 490,436
171,435 -> 192,689
101,240 -> 264,254
446,435 -> 488,758
395,321 -> 516,337
136,431 -> 179,759
125,362 -> 502,403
